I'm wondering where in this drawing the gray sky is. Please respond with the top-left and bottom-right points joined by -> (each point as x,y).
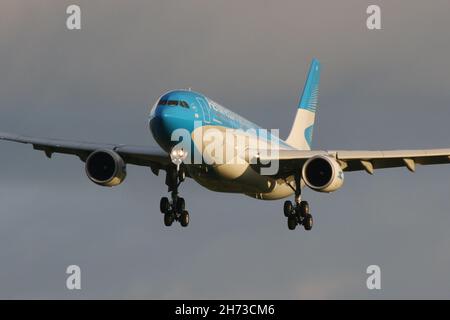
1,0 -> 450,299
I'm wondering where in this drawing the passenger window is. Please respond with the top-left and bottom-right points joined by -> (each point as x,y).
180,101 -> 189,108
158,99 -> 167,105
167,100 -> 179,106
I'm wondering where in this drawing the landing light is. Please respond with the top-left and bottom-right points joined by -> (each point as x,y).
170,147 -> 188,171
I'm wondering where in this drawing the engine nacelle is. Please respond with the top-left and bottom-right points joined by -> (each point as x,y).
85,150 -> 126,187
302,155 -> 344,193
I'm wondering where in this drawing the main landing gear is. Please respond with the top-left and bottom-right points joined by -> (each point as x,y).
283,174 -> 313,231
160,167 -> 190,228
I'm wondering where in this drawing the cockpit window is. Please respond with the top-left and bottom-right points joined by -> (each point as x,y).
158,99 -> 189,108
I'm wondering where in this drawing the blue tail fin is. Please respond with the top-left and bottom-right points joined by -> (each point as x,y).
286,59 -> 321,150
299,58 -> 321,112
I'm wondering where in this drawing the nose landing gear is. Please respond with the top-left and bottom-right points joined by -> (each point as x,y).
160,164 -> 190,228
160,195 -> 190,227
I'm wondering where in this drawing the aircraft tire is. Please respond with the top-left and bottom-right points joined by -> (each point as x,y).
303,214 -> 313,231
287,216 -> 297,230
164,213 -> 174,227
299,201 -> 310,218
284,201 -> 293,217
160,197 -> 170,214
180,210 -> 190,227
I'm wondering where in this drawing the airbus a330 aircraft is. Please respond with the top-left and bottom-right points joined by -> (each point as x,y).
2,59 -> 450,231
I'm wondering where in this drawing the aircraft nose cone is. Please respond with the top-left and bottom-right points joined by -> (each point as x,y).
150,106 -> 178,151
159,106 -> 175,122
150,108 -> 167,134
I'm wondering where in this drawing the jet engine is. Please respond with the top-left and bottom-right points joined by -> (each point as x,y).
85,150 -> 126,187
302,155 -> 344,193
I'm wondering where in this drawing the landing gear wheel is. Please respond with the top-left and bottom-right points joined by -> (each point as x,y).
284,201 -> 294,217
164,213 -> 174,227
160,197 -> 170,214
176,197 -> 185,213
180,210 -> 190,227
287,216 -> 297,230
299,201 -> 310,217
303,214 -> 313,231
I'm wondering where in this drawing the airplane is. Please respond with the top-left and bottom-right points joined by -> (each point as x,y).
2,58 -> 450,231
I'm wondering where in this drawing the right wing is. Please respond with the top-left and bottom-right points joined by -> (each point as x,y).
334,149 -> 450,173
253,148 -> 450,177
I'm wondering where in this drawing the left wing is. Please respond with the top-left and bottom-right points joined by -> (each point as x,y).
253,148 -> 450,177
0,131 -> 171,171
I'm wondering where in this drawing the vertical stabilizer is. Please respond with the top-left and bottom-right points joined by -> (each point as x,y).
285,59 -> 321,150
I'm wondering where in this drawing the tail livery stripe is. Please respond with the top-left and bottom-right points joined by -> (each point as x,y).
299,58 -> 321,113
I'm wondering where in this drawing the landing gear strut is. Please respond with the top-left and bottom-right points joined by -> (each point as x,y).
160,165 -> 190,228
283,173 -> 313,231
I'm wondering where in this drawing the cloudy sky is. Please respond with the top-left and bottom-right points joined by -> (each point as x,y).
1,0 -> 450,299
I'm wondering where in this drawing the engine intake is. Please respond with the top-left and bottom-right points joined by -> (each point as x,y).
85,150 -> 126,187
302,155 -> 344,193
